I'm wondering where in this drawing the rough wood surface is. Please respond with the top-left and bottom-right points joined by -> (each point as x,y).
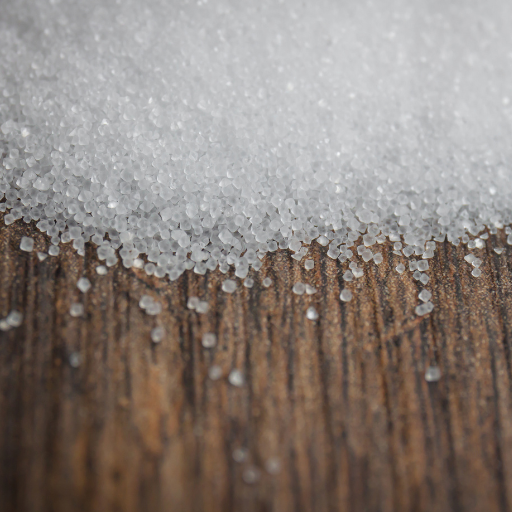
1,213 -> 512,512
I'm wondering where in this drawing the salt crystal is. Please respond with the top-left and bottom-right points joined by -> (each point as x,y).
228,369 -> 244,387
471,268 -> 482,277
151,326 -> 165,343
196,301 -> 209,314
417,261 -> 429,271
70,304 -> 84,317
243,278 -> 254,288
6,310 -> 23,327
304,259 -> 314,270
265,457 -> 281,475
48,246 -> 60,256
494,248 -> 504,255
187,297 -> 200,310
202,332 -> 217,348
292,282 -> 306,295
222,280 -> 237,293
340,289 -> 353,302
208,365 -> 222,380
77,277 -> 91,293
418,290 -> 432,302
233,447 -> 249,463
37,252 -> 48,261
306,306 -> 319,320
20,237 -> 34,252
396,263 -> 405,274
69,352 -> 82,368
305,284 -> 317,295
425,366 -> 441,382
420,274 -> 430,285
95,265 -> 107,275
243,467 -> 261,485
373,253 -> 383,264
262,277 -> 272,287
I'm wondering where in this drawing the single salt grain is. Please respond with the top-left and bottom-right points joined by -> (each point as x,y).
222,280 -> 237,293
472,258 -> 482,268
373,253 -> 383,264
243,467 -> 261,485
415,301 -> 434,316
305,259 -> 314,270
20,237 -> 34,252
37,252 -> 48,261
228,369 -> 244,387
145,302 -> 162,315
340,289 -> 353,302
202,332 -> 217,348
418,290 -> 432,302
420,274 -> 430,285
292,282 -> 306,295
418,261 -> 429,271
472,268 -> 482,277
262,277 -> 272,287
96,265 -> 107,275
48,246 -> 60,256
343,270 -> 354,282
244,278 -> 254,288
6,310 -> 23,327
494,248 -> 504,254
413,270 -> 422,280
69,352 -> 82,368
140,295 -> 154,310
396,263 -> 405,274
464,254 -> 475,264
151,326 -> 165,343
425,366 -> 441,382
0,319 -> 10,332
208,365 -> 222,380
233,447 -> 249,463
265,457 -> 281,475
305,284 -> 317,295
70,304 -> 84,317
196,301 -> 209,314
306,306 -> 319,321
77,277 -> 91,293
187,297 -> 200,310
352,268 -> 364,278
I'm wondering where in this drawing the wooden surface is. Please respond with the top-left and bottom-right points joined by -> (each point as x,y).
1,214 -> 512,512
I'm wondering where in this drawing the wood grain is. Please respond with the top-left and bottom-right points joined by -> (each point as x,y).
1,213 -> 512,512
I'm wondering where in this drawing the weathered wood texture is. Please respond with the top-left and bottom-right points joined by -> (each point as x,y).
1,213 -> 512,512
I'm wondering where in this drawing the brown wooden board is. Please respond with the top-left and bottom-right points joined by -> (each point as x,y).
1,213 -> 512,512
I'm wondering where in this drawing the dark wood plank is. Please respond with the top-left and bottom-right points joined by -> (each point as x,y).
1,213 -> 512,512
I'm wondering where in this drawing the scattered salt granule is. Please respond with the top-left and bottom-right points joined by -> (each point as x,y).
494,248 -> 505,255
343,271 -> 354,282
425,366 -> 442,382
413,270 -> 422,281
472,268 -> 482,278
306,307 -> 319,321
373,253 -> 383,265
139,295 -> 162,315
95,265 -> 107,275
418,261 -> 429,272
305,284 -> 317,295
48,246 -> 60,257
37,252 -> 47,262
304,259 -> 314,270
262,277 -> 272,288
340,289 -> 353,302
292,283 -> 306,295
208,365 -> 223,381
69,304 -> 85,317
6,310 -> 23,328
396,264 -> 406,274
187,297 -> 200,310
228,369 -> 245,387
472,258 -> 482,268
77,277 -> 91,293
265,457 -> 281,475
151,326 -> 165,343
243,278 -> 254,288
0,319 -> 10,332
464,254 -> 476,264
202,332 -> 217,348
420,274 -> 430,285
415,301 -> 434,316
69,352 -> 82,368
20,237 -> 34,253
243,467 -> 262,485
418,290 -> 432,303
352,268 -> 364,279
233,447 -> 249,463
196,301 -> 209,314
222,280 -> 237,294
